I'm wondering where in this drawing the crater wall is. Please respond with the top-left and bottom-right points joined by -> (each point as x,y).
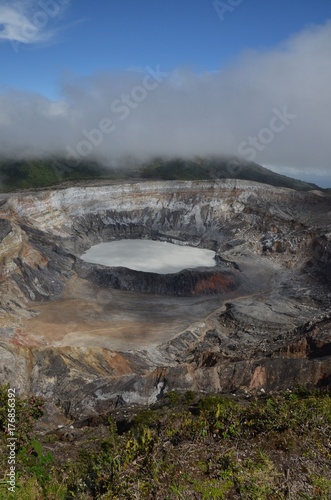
0,180 -> 330,417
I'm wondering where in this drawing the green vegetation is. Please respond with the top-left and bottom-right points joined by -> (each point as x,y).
0,384 -> 44,447
0,155 -> 321,192
0,158 -> 113,191
140,156 -> 320,191
140,158 -> 211,180
0,386 -> 331,498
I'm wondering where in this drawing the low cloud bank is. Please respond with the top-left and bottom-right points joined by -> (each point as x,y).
0,21 -> 330,183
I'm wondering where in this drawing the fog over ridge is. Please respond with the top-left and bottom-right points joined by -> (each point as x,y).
0,21 -> 330,182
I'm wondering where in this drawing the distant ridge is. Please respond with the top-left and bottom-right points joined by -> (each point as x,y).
139,156 -> 320,191
0,155 -> 320,192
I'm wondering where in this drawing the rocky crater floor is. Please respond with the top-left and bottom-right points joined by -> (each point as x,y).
0,179 -> 330,420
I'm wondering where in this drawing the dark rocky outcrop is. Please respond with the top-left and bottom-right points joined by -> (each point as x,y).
75,260 -> 240,296
0,219 -> 12,242
311,234 -> 331,280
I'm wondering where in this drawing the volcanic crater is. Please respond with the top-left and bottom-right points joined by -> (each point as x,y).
0,179 -> 331,419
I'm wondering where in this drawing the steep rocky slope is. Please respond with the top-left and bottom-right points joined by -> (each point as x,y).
0,179 -> 330,419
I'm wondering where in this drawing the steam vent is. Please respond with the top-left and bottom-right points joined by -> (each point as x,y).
0,179 -> 331,418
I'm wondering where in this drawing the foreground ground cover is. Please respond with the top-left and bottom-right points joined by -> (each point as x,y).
0,385 -> 331,499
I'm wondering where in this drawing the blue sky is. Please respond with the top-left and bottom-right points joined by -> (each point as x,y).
1,0 -> 331,185
1,0 -> 331,97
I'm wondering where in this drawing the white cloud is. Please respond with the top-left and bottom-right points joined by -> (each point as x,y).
0,0 -> 69,44
0,20 -> 330,185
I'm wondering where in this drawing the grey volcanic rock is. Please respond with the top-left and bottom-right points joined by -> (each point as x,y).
0,219 -> 12,242
0,179 -> 330,418
311,234 -> 331,280
76,261 -> 240,296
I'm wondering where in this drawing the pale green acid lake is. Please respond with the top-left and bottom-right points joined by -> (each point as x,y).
81,240 -> 216,274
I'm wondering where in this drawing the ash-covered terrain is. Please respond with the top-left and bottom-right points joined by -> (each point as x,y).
0,178 -> 330,421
